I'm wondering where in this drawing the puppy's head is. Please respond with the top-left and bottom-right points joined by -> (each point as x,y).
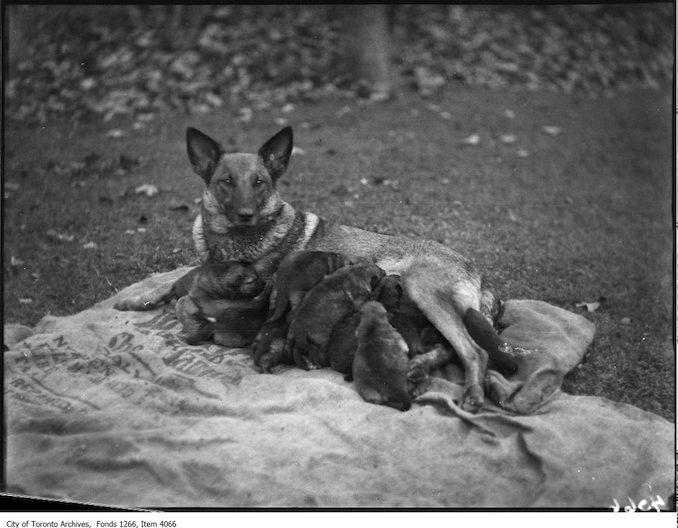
195,262 -> 266,300
370,274 -> 403,312
186,127 -> 293,227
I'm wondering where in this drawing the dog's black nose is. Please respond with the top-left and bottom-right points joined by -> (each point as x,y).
238,212 -> 254,223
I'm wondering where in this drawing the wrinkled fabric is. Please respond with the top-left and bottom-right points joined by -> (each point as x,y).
4,268 -> 674,508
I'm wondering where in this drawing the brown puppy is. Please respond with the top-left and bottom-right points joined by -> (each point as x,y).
187,282 -> 272,347
327,310 -> 362,379
370,274 -> 431,357
251,250 -> 348,372
269,250 -> 350,322
286,263 -> 385,370
175,262 -> 267,345
251,317 -> 291,372
353,301 -> 411,411
188,261 -> 266,318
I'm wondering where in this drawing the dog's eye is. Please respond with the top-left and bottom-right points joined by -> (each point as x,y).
220,177 -> 234,188
253,178 -> 264,187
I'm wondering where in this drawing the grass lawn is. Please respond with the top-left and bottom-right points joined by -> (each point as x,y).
4,85 -> 674,421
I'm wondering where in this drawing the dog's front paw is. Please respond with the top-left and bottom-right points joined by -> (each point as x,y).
114,296 -> 155,311
461,384 -> 484,413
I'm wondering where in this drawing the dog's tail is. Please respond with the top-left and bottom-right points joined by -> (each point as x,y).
463,308 -> 518,376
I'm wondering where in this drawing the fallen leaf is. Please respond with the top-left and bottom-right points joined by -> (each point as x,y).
83,242 -> 98,249
237,107 -> 253,123
46,229 -> 75,243
205,93 -> 223,107
106,129 -> 125,139
621,317 -> 631,325
172,248 -> 182,254
517,149 -> 530,158
500,134 -> 517,144
504,109 -> 516,119
5,182 -> 20,191
281,103 -> 295,113
336,106 -> 352,117
541,126 -> 563,136
135,183 -> 159,197
508,210 -> 518,222
460,134 -> 481,146
274,117 -> 288,126
291,147 -> 306,156
369,90 -> 390,103
439,111 -> 452,120
575,301 -> 600,312
125,229 -> 136,235
18,298 -> 34,304
10,256 -> 25,267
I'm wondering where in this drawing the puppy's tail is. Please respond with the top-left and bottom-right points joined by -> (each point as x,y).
463,308 -> 518,376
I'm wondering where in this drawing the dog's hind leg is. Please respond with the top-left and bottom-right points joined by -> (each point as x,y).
402,261 -> 488,412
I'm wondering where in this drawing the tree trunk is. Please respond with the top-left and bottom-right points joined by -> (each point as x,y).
337,5 -> 392,99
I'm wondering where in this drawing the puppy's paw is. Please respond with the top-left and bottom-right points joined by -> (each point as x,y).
461,384 -> 484,413
407,356 -> 429,385
408,376 -> 432,398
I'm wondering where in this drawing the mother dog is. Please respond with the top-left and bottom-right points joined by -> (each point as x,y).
116,126 -> 511,412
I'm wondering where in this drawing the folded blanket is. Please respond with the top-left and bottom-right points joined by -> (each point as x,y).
4,268 -> 674,508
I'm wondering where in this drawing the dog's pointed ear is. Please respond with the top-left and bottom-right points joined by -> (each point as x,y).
258,127 -> 293,181
186,127 -> 223,184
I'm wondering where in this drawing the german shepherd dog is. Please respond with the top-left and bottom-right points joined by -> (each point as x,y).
115,126 -> 515,412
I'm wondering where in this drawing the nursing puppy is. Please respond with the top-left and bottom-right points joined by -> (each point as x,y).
370,274 -> 432,357
285,263 -> 385,370
328,274 -> 429,377
327,311 -> 362,379
353,301 -> 411,411
268,250 -> 350,322
251,317 -> 291,372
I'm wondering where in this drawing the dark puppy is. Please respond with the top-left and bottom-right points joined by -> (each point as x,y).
252,317 -> 291,372
187,282 -> 272,347
175,262 -> 267,345
353,301 -> 411,411
327,310 -> 362,379
370,274 -> 433,357
286,263 -> 385,370
327,275 -> 427,377
189,261 -> 266,318
252,250 -> 349,371
269,250 -> 350,322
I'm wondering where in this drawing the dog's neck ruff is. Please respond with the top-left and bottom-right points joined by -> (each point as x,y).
192,206 -> 320,266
